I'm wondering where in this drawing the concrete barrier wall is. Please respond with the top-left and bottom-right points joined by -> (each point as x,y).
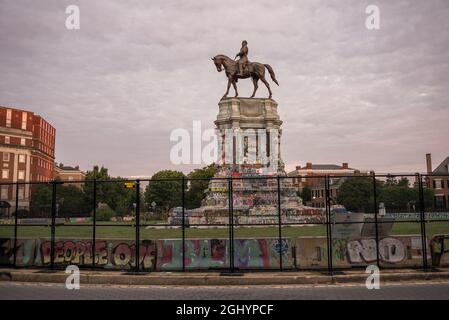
295,235 -> 431,268
0,237 -> 292,271
0,235 -> 433,270
0,238 -> 156,270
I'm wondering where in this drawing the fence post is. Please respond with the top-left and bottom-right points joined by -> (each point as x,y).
277,175 -> 283,271
228,177 -> 234,273
50,180 -> 57,271
325,176 -> 333,275
92,179 -> 97,269
371,171 -> 380,268
135,179 -> 140,272
417,173 -> 428,271
182,176 -> 185,272
13,182 -> 19,267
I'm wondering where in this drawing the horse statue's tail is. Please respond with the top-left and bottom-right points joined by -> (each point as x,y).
264,64 -> 279,86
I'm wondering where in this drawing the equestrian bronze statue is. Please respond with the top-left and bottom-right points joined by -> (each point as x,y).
211,41 -> 279,99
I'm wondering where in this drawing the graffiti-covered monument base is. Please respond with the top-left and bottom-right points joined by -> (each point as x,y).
171,98 -> 322,225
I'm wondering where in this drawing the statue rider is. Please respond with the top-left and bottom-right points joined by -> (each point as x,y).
235,40 -> 248,76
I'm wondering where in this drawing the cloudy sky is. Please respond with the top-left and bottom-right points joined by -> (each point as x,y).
1,0 -> 448,177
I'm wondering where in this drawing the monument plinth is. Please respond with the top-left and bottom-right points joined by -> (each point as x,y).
215,98 -> 284,175
172,97 -> 323,226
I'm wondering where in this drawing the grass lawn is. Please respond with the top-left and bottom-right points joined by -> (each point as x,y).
0,221 -> 447,240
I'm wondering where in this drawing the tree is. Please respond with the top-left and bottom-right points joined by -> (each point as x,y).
82,165 -> 136,216
299,185 -> 312,202
336,177 -> 377,213
56,184 -> 91,217
144,170 -> 186,214
378,181 -> 433,212
83,165 -> 110,207
336,176 -> 434,213
30,184 -> 52,217
186,164 -> 217,209
30,183 -> 90,218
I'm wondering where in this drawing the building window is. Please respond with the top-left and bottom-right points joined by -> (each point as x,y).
435,196 -> 446,209
2,169 -> 9,179
5,136 -> 10,144
18,186 -> 25,200
21,112 -> 27,129
433,179 -> 442,189
18,170 -> 25,180
20,138 -> 26,146
6,109 -> 11,127
0,185 -> 8,199
18,154 -> 26,163
2,153 -> 10,162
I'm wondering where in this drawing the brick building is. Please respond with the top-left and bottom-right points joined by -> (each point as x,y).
425,153 -> 449,210
288,162 -> 366,191
53,163 -> 86,188
0,106 -> 55,209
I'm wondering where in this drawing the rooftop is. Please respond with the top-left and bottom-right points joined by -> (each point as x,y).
433,156 -> 449,174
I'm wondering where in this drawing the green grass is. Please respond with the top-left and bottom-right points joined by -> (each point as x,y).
1,221 -> 447,240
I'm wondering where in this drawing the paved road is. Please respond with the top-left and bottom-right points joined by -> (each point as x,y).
1,281 -> 449,300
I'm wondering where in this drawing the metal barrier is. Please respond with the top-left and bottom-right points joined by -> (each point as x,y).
0,172 -> 448,273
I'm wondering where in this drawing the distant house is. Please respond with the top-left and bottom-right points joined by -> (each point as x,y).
426,154 -> 449,209
53,163 -> 86,188
287,162 -> 368,193
309,177 -> 346,208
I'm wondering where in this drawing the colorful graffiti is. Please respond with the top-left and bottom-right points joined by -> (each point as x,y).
431,234 -> 449,267
0,238 -> 156,270
0,235 -> 437,270
157,238 -> 291,270
295,236 -> 431,268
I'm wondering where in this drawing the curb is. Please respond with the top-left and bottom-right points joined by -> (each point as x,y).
2,269 -> 449,286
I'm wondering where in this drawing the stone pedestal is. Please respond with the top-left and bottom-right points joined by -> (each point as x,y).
169,98 -> 323,225
215,98 -> 284,175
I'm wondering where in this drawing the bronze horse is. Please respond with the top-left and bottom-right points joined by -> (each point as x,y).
211,55 -> 279,99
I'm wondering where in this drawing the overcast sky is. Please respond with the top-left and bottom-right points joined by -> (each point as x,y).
1,0 -> 448,177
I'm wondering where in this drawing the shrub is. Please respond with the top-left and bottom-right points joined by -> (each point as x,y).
95,207 -> 115,221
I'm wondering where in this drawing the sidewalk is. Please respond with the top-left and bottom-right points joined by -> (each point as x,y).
1,268 -> 449,286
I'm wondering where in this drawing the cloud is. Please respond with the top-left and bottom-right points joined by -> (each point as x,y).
1,0 -> 448,176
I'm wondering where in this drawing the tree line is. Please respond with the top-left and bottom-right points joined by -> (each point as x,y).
300,176 -> 434,213
28,164 -> 217,220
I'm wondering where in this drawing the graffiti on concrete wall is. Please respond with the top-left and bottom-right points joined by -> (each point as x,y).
157,238 -> 291,270
431,234 -> 449,267
0,238 -> 156,270
1,234 -> 436,270
295,235 -> 430,268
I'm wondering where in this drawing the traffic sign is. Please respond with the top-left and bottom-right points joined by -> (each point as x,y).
124,182 -> 136,189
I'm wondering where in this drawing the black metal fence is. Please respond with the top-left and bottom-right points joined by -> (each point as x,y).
0,173 -> 448,273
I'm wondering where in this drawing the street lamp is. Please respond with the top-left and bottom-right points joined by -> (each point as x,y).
151,201 -> 156,213
56,198 -> 64,218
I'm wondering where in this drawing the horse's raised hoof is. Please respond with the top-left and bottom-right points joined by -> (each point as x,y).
268,95 -> 272,99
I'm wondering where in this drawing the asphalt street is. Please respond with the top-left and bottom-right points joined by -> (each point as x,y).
1,281 -> 449,300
